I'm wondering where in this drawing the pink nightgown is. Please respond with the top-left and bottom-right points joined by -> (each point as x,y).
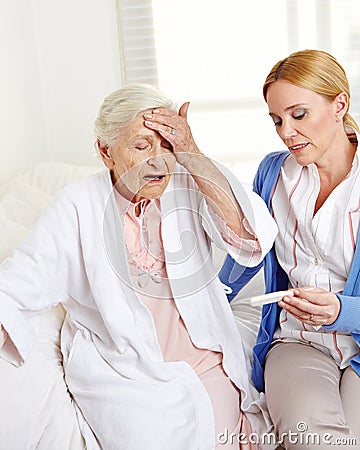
117,193 -> 254,449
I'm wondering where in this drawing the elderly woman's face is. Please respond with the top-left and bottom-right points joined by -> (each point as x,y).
103,110 -> 176,202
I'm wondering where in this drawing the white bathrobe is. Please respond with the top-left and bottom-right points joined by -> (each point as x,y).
0,164 -> 276,450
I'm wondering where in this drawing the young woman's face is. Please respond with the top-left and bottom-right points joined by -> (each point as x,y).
103,110 -> 177,203
266,80 -> 346,167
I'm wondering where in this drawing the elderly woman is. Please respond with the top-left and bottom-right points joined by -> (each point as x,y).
0,85 -> 276,449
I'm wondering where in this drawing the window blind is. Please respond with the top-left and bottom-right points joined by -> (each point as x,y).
116,0 -> 158,85
116,0 -> 360,182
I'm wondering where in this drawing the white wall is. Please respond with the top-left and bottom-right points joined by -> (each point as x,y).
0,0 -> 122,182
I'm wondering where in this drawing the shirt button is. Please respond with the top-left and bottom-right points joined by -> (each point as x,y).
314,257 -> 318,265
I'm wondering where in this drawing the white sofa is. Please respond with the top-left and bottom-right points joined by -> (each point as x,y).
0,162 -> 264,449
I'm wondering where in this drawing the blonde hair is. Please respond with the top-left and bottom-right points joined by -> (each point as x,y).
263,49 -> 359,132
94,84 -> 176,149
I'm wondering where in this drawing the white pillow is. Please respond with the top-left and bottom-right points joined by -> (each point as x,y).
17,161 -> 101,196
0,162 -> 100,263
0,181 -> 52,263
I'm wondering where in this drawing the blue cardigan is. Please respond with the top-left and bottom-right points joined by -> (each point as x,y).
220,151 -> 360,392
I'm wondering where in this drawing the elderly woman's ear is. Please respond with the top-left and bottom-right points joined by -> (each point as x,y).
98,140 -> 114,168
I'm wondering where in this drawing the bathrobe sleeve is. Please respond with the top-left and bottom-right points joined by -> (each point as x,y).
0,191 -> 81,365
199,161 -> 277,267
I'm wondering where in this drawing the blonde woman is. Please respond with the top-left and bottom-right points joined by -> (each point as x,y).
221,50 -> 360,449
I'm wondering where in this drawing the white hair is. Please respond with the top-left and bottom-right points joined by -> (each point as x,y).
94,84 -> 176,149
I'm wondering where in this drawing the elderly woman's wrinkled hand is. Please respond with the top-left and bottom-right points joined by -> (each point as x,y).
143,102 -> 200,166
